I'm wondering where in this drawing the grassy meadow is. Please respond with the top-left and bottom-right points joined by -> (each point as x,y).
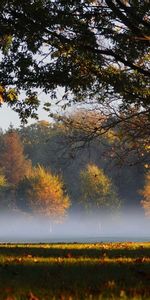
0,242 -> 150,300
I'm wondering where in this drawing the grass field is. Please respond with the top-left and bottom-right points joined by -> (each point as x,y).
0,242 -> 150,300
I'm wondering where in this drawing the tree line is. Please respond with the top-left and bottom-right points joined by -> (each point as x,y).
0,116 -> 149,220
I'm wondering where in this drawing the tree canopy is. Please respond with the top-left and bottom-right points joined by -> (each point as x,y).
0,0 -> 149,122
16,165 -> 70,219
0,129 -> 32,186
80,163 -> 120,213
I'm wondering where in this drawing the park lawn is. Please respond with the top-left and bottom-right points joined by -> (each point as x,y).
0,242 -> 150,300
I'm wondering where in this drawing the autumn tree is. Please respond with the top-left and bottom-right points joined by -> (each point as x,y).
0,129 -> 32,186
141,171 -> 150,217
16,165 -> 70,220
80,163 -> 120,214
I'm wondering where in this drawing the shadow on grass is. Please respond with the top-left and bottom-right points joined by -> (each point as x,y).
0,260 -> 150,299
0,245 -> 150,259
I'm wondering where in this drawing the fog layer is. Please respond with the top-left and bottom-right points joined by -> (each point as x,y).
0,210 -> 149,243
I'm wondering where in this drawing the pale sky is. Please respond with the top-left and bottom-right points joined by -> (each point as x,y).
0,87 -> 67,130
0,103 -> 51,131
0,88 -> 78,130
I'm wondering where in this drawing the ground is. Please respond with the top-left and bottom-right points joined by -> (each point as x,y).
0,242 -> 150,299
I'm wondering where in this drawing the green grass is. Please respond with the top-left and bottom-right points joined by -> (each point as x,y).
0,242 -> 150,299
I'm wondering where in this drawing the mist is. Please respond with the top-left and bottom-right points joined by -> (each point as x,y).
0,209 -> 149,243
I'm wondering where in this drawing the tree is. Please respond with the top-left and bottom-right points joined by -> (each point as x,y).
16,165 -> 70,220
0,0 -> 149,124
0,129 -> 32,186
80,163 -> 120,214
141,171 -> 150,217
19,121 -> 53,146
18,121 -> 55,166
59,108 -> 150,165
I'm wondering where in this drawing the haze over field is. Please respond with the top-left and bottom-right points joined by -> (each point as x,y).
0,210 -> 150,243
0,121 -> 149,244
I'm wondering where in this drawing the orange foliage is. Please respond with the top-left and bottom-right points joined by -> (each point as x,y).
18,165 -> 70,220
0,130 -> 31,185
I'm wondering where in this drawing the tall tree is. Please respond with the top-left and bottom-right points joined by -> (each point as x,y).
0,129 -> 31,186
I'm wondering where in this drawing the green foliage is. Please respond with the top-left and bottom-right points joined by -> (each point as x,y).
0,170 -> 8,199
0,1 -> 149,122
0,168 -> 11,210
0,34 -> 12,54
19,120 -> 53,146
80,164 -> 120,213
17,165 -> 70,219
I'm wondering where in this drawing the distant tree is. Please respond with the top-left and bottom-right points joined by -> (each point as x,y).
16,165 -> 70,220
80,164 -> 120,214
141,171 -> 150,217
0,129 -> 32,186
19,121 -> 55,166
19,121 -> 53,146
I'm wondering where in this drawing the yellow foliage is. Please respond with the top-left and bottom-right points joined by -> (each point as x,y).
0,174 -> 7,188
0,85 -> 4,104
7,88 -> 18,102
80,164 -> 111,195
37,120 -> 50,127
0,85 -> 18,104
80,163 -> 120,212
24,165 -> 70,219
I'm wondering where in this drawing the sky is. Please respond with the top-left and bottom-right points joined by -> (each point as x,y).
0,105 -> 21,130
0,88 -> 67,130
0,103 -> 52,130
